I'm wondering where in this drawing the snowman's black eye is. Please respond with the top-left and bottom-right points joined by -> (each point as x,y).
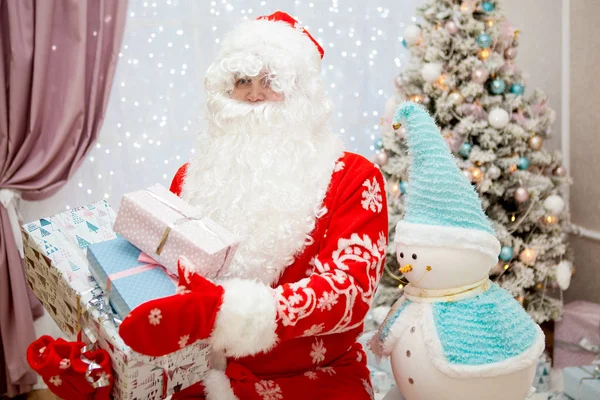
412,254 -> 417,260
399,252 -> 404,258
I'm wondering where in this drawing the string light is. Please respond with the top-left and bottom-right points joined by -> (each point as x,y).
471,167 -> 483,183
480,49 -> 490,60
410,94 -> 425,103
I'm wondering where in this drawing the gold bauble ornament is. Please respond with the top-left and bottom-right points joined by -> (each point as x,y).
528,135 -> 543,150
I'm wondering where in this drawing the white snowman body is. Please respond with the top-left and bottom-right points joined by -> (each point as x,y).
370,102 -> 546,400
391,324 -> 536,400
374,242 -> 544,400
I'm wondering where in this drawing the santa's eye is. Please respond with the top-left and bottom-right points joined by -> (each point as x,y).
412,254 -> 417,260
236,77 -> 251,86
399,252 -> 404,258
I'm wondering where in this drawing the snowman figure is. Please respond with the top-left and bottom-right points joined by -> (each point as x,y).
369,102 -> 545,400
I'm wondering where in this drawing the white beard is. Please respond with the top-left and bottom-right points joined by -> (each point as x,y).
182,94 -> 344,285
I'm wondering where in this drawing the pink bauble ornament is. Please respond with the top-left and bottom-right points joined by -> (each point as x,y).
445,20 -> 459,35
375,151 -> 389,166
514,187 -> 530,203
471,67 -> 489,84
554,166 -> 567,176
519,248 -> 537,265
500,63 -> 516,75
504,47 -> 518,59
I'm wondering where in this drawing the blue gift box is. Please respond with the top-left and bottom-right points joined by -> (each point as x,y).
87,237 -> 178,319
563,365 -> 600,400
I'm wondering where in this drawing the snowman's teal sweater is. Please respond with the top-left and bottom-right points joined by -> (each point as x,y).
380,283 -> 539,366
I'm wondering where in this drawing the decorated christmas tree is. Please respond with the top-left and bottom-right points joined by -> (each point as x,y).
375,0 -> 572,323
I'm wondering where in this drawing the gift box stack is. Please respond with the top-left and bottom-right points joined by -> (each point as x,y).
553,301 -> 600,400
22,185 -> 239,399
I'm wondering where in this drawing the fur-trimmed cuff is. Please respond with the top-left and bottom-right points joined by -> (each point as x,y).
204,369 -> 238,400
211,279 -> 278,357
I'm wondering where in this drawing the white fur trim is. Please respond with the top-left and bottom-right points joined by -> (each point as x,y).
420,304 -> 546,378
204,369 -> 238,400
380,301 -> 423,356
211,279 -> 278,357
221,19 -> 321,69
395,221 -> 501,262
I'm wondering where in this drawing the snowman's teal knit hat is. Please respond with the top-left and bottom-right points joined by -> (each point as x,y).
394,102 -> 500,261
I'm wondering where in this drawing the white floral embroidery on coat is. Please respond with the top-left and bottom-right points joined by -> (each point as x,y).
361,177 -> 383,213
254,380 -> 284,400
310,339 -> 327,364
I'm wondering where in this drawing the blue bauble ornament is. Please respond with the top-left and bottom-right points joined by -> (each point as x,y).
482,2 -> 496,12
489,79 -> 507,95
477,33 -> 493,48
402,39 -> 408,48
499,246 -> 514,261
459,143 -> 472,158
400,181 -> 409,194
510,83 -> 525,95
518,156 -> 530,170
375,138 -> 384,150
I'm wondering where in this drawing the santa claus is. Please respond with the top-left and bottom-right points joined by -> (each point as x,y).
119,11 -> 388,399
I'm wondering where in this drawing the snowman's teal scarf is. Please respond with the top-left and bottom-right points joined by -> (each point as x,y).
379,283 -> 539,365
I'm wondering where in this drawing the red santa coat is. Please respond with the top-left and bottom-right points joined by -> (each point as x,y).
170,152 -> 388,400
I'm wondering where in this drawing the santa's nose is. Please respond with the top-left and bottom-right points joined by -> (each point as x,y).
247,84 -> 266,102
400,264 -> 413,274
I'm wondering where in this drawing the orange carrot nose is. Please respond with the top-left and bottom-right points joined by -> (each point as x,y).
400,264 -> 413,274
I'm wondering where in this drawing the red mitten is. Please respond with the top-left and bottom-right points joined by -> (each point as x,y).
119,257 -> 224,356
27,336 -> 113,400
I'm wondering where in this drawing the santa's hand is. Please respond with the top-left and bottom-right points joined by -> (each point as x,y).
118,257 -> 224,357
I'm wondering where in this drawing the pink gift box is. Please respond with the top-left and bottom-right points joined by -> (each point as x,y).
554,301 -> 600,369
113,184 -> 238,277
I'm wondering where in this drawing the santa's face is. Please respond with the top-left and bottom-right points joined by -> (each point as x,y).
182,62 -> 343,285
230,71 -> 284,103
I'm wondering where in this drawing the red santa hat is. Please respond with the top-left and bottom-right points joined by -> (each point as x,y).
256,11 -> 324,59
205,11 -> 324,95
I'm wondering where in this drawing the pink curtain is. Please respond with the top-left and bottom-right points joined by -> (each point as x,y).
0,0 -> 127,395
